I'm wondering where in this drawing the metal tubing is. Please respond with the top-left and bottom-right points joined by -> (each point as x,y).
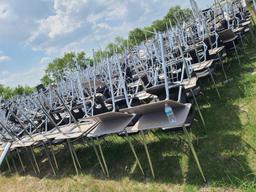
70,142 -> 82,169
67,139 -> 79,175
182,125 -> 207,183
5,157 -> 11,172
209,69 -> 221,99
25,147 -> 37,175
91,139 -> 106,176
191,90 -> 206,128
232,41 -> 241,66
140,131 -> 155,179
125,133 -> 145,176
49,143 -> 59,171
16,149 -> 25,173
43,144 -> 56,176
97,138 -> 109,177
30,146 -> 40,175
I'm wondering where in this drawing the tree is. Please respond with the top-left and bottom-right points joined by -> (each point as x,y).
43,51 -> 89,83
128,28 -> 145,46
164,6 -> 192,26
152,19 -> 168,32
41,74 -> 54,86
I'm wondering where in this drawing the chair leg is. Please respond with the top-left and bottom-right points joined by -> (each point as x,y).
11,155 -> 18,173
70,142 -> 82,170
25,147 -> 37,175
97,138 -> 109,177
5,157 -> 11,172
209,69 -> 221,99
140,131 -> 155,179
218,53 -> 232,83
238,34 -> 245,51
43,144 -> 57,176
182,125 -> 207,183
91,139 -> 107,176
49,143 -> 59,171
16,149 -> 25,173
30,146 -> 40,175
125,133 -> 145,176
67,139 -> 79,175
232,41 -> 241,66
191,90 -> 205,129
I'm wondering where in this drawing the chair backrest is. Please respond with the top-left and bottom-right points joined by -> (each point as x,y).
218,28 -> 236,42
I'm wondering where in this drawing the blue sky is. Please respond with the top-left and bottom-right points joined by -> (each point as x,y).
0,0 -> 213,87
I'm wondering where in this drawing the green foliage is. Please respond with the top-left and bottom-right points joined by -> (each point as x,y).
40,74 -> 54,87
43,51 -> 90,85
164,6 -> 192,25
0,84 -> 34,100
128,28 -> 145,46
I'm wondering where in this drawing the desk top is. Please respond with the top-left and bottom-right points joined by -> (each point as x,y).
125,102 -> 191,133
122,100 -> 185,115
87,112 -> 134,138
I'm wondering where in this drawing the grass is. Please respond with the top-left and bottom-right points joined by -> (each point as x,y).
1,32 -> 256,192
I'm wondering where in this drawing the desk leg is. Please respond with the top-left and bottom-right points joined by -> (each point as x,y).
232,41 -> 241,66
218,53 -> 228,81
209,69 -> 221,99
43,143 -> 56,176
49,143 -> 59,171
67,139 -> 79,175
125,133 -> 145,176
70,142 -> 82,169
191,90 -> 205,129
140,131 -> 155,179
16,149 -> 25,173
97,138 -> 109,177
5,157 -> 11,172
30,146 -> 40,175
25,147 -> 37,175
183,125 -> 207,183
91,139 -> 106,176
11,155 -> 18,173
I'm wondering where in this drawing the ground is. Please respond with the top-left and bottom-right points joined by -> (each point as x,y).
1,28 -> 256,192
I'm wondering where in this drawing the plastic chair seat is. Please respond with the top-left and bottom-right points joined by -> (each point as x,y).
192,60 -> 213,72
208,46 -> 225,56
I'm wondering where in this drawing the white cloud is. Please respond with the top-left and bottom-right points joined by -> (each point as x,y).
0,63 -> 47,87
40,57 -> 51,65
0,55 -> 10,63
27,0 -> 180,57
0,2 -> 11,20
106,2 -> 128,20
0,0 -> 52,43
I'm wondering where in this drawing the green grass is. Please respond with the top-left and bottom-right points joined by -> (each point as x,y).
1,32 -> 256,192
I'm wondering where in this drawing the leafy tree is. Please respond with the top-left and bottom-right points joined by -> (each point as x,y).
128,28 -> 145,46
0,85 -> 34,100
2,87 -> 14,99
164,6 -> 192,25
43,51 -> 89,83
41,74 -> 54,86
152,19 -> 168,32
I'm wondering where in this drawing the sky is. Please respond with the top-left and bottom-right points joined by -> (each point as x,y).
0,0 -> 213,87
